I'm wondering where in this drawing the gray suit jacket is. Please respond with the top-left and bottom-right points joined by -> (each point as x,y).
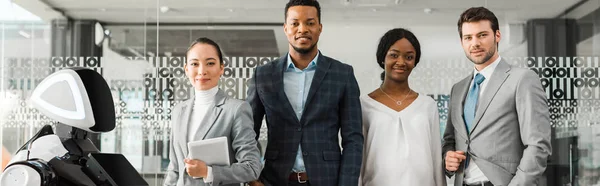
164,89 -> 262,186
442,59 -> 552,186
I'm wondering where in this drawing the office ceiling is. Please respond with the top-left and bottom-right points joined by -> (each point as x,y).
17,0 -> 585,25
10,0 -> 596,58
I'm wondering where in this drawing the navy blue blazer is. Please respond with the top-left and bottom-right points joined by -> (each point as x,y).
247,53 -> 363,186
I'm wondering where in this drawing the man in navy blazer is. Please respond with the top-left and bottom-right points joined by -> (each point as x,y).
246,1 -> 363,186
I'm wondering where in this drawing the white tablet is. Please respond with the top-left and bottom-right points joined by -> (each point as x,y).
187,136 -> 231,166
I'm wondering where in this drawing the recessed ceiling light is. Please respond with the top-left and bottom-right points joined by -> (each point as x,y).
99,8 -> 107,12
424,8 -> 433,14
160,6 -> 170,13
227,8 -> 234,12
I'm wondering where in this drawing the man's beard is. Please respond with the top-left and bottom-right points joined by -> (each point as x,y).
467,39 -> 497,64
291,42 -> 318,54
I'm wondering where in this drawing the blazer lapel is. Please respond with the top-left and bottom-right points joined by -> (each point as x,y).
470,59 -> 511,134
302,53 -> 330,122
454,76 -> 472,138
192,89 -> 226,141
273,54 -> 301,124
179,99 -> 193,156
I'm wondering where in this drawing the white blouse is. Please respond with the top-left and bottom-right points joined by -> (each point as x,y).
359,94 -> 446,186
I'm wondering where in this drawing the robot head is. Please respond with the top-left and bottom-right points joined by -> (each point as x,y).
30,68 -> 115,133
0,68 -> 125,186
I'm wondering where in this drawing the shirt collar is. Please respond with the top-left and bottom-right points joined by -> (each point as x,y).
473,56 -> 501,81
286,51 -> 319,70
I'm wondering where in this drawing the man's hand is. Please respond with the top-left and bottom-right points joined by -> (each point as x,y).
184,158 -> 208,178
248,180 -> 264,186
445,151 -> 467,172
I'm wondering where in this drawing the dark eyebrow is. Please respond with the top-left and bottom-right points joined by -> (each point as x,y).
188,57 -> 217,62
389,49 -> 414,53
465,31 -> 490,37
289,18 -> 316,21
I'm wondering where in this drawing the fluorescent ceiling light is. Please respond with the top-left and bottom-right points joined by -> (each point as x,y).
18,30 -> 30,38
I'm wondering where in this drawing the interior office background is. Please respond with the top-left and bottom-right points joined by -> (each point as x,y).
1,0 -> 599,185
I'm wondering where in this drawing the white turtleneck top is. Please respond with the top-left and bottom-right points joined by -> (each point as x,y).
187,86 -> 218,183
188,86 -> 218,141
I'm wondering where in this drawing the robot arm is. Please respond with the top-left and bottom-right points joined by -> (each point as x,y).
7,126 -> 64,164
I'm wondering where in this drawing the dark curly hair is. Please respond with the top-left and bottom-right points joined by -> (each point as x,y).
285,0 -> 321,23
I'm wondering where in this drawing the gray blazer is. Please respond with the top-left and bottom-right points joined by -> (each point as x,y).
442,59 -> 552,186
164,89 -> 262,186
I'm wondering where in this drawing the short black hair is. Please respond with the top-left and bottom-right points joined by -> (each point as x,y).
185,37 -> 224,65
285,0 -> 321,23
457,7 -> 499,39
376,28 -> 421,81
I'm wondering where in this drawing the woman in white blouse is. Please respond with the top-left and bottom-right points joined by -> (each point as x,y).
163,38 -> 261,186
359,28 -> 446,186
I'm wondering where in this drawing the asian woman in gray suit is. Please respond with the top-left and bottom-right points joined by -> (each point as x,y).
163,37 -> 262,186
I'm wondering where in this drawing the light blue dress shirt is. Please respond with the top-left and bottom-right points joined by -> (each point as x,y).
283,52 -> 319,172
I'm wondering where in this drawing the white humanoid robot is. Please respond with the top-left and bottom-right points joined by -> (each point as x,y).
0,68 -> 147,186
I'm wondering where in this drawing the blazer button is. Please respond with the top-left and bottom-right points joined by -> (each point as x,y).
297,127 -> 301,131
303,152 -> 308,156
465,139 -> 470,144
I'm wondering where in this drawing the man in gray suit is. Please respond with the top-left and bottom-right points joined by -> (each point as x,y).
442,7 -> 552,186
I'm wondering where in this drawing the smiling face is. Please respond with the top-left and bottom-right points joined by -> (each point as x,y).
184,43 -> 224,91
284,5 -> 322,54
460,20 -> 501,67
383,38 -> 417,83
